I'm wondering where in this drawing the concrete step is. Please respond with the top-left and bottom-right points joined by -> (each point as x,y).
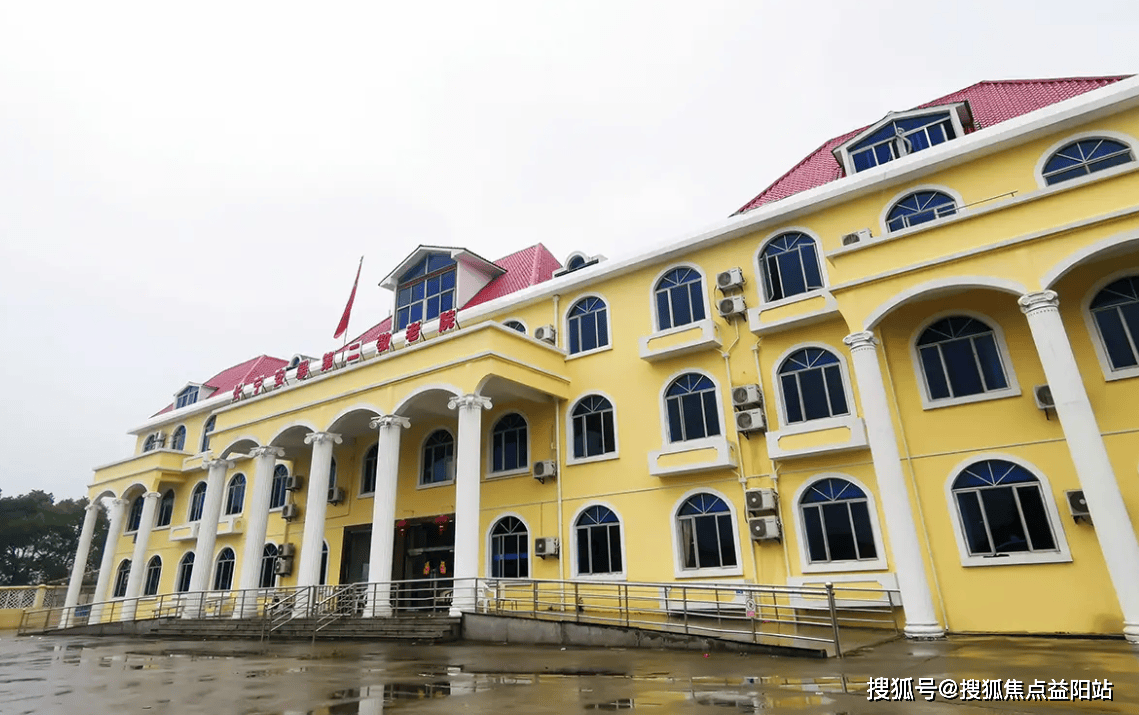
146,616 -> 460,642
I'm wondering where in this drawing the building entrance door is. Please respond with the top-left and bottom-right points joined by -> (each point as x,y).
340,526 -> 372,584
393,515 -> 455,612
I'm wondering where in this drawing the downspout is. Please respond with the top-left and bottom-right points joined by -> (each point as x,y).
753,341 -> 792,580
720,321 -> 760,584
552,293 -> 566,583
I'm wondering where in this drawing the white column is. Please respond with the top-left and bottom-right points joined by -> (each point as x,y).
1019,290 -> 1139,643
296,432 -> 342,592
365,415 -> 410,617
235,446 -> 286,617
447,394 -> 492,616
88,498 -> 127,624
60,502 -> 100,628
121,492 -> 161,621
843,331 -> 944,638
185,458 -> 233,618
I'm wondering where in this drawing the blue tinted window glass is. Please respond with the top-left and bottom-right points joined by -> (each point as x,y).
427,276 -> 440,294
919,346 -> 950,399
822,503 -> 857,561
941,338 -> 984,396
440,292 -> 454,312
409,303 -> 423,323
781,374 -> 802,423
824,366 -> 848,415
798,369 -> 830,421
397,287 -> 411,306
397,308 -> 409,329
411,282 -> 424,301
973,334 -> 1007,390
441,270 -> 456,291
803,507 -> 827,562
426,295 -> 440,320
656,291 -> 672,330
1017,485 -> 1056,550
956,491 -> 990,554
850,502 -> 877,559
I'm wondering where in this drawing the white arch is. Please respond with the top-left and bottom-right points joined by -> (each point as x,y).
1033,129 -> 1139,189
1041,227 -> 1139,289
267,420 -> 321,446
753,226 -> 831,305
943,452 -> 1072,568
656,367 -> 728,445
647,261 -> 712,332
392,382 -> 464,416
863,275 -> 1028,330
790,473 -> 889,574
770,341 -> 856,428
324,402 -> 385,433
908,309 -> 1022,409
878,183 -> 966,236
565,389 -> 621,466
568,501 -> 628,580
217,434 -> 261,458
484,511 -> 533,579
669,487 -> 745,579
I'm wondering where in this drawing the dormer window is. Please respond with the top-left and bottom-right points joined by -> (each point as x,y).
395,253 -> 456,330
834,103 -> 972,176
175,386 -> 199,409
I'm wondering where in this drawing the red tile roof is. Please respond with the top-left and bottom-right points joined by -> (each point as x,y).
733,76 -> 1131,215
152,354 -> 288,417
339,243 -> 563,348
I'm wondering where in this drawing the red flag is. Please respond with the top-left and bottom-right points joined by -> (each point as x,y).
333,257 -> 363,340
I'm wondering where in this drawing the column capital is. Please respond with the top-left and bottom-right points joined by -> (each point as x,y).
370,414 -> 411,431
304,431 -> 343,446
843,330 -> 879,351
143,491 -> 162,501
249,445 -> 286,459
1018,290 -> 1060,315
85,501 -> 101,513
203,457 -> 236,471
448,394 -> 492,412
108,498 -> 127,511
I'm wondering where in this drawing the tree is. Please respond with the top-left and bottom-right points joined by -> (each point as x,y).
0,490 -> 107,586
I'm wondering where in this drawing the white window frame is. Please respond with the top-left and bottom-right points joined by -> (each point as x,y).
176,551 -> 195,593
563,292 -> 613,359
565,391 -> 621,466
260,543 -> 279,589
417,428 -> 456,489
657,368 -> 727,446
791,474 -> 889,574
878,184 -> 965,237
269,464 -> 290,512
501,318 -> 529,334
487,411 -> 531,478
908,310 -> 1022,410
359,441 -> 379,497
124,493 -> 145,534
753,227 -> 831,306
171,425 -> 188,452
1033,130 -> 1139,190
224,474 -> 246,516
154,489 -> 175,530
112,559 -> 131,599
212,546 -> 237,591
569,502 -> 627,581
943,453 -> 1072,568
143,555 -> 163,597
485,512 -> 532,580
648,263 -> 712,333
670,487 -> 744,579
771,342 -> 857,429
187,481 -> 208,522
1081,268 -> 1139,382
833,104 -> 970,176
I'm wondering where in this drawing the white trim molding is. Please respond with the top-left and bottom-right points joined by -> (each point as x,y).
1081,268 -> 1139,382
863,276 -> 1029,330
790,473 -> 889,575
942,453 -> 1073,568
909,309 -> 1022,410
568,501 -> 628,581
765,416 -> 868,461
1033,129 -> 1139,189
670,487 -> 745,580
747,289 -> 841,336
639,318 -> 723,362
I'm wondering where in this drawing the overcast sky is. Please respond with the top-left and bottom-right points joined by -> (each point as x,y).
1,1 -> 1135,499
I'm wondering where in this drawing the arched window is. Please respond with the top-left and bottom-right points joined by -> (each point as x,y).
676,494 -> 738,571
655,267 -> 706,330
176,552 -> 194,593
126,494 -> 145,533
778,348 -> 849,424
224,474 -> 246,515
144,556 -> 162,596
361,444 -> 378,494
491,414 -> 528,473
664,373 -> 721,442
567,254 -> 587,271
188,482 -> 207,522
571,395 -> 616,459
112,560 -> 131,598
171,425 -> 187,451
916,316 -> 1009,401
421,430 -> 455,485
503,320 -> 526,333
800,478 -> 878,565
156,490 -> 175,527
260,544 -> 279,589
1090,276 -> 1139,371
951,460 -> 1058,557
213,548 -> 236,590
574,506 -> 622,576
270,465 -> 289,509
567,297 -> 609,354
490,517 -> 529,578
886,190 -> 957,232
1043,138 -> 1133,185
201,416 -> 216,452
759,232 -> 823,302
143,434 -> 156,453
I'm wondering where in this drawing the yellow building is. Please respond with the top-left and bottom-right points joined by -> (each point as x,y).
66,75 -> 1139,641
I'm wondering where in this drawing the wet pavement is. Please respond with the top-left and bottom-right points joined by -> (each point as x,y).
1,631 -> 1137,714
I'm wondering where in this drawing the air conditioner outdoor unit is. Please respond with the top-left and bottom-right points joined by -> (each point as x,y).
327,486 -> 346,504
533,460 -> 557,483
279,543 -> 296,558
716,267 -> 745,292
735,408 -> 767,433
1034,384 -> 1055,410
281,503 -> 300,521
718,295 -> 746,318
1066,490 -> 1091,523
841,228 -> 872,246
274,556 -> 294,576
731,384 -> 763,409
534,325 -> 557,344
534,537 -> 560,558
745,488 -> 778,515
748,516 -> 781,541
286,475 -> 304,491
